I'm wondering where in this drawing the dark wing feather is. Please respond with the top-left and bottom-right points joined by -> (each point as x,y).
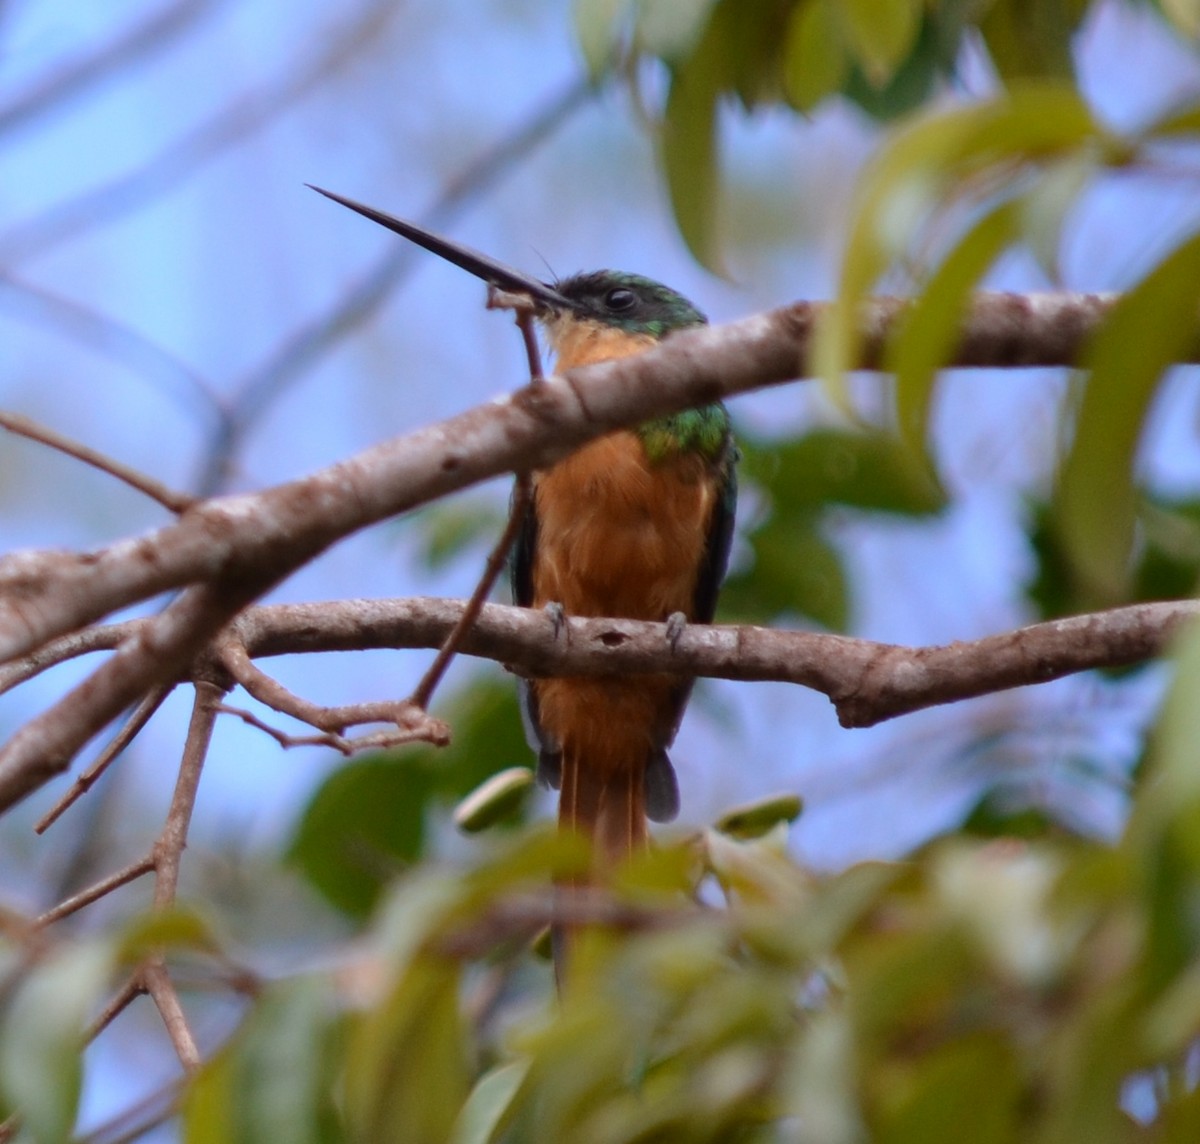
510,480 -> 563,789
648,431 -> 738,821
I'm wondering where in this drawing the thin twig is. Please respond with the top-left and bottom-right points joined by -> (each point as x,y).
36,685 -> 173,833
87,973 -> 148,1042
216,637 -> 432,734
36,856 -> 155,926
0,411 -> 195,512
142,960 -> 200,1071
0,618 -> 144,695
153,682 -> 221,906
214,701 -> 447,753
408,304 -> 542,711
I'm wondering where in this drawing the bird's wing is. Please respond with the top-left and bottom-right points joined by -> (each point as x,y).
510,480 -> 562,789
648,431 -> 738,822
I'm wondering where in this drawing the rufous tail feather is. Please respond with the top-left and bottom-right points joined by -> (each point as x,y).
554,744 -> 647,985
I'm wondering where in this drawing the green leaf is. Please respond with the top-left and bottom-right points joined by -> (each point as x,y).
1159,0 -> 1200,37
634,0 -> 715,62
746,428 -> 947,515
185,978 -> 343,1144
720,521 -> 848,628
837,0 -> 921,90
414,500 -> 503,571
979,0 -> 1080,81
887,199 -> 1021,459
452,766 -> 535,833
345,956 -> 468,1144
1128,622 -> 1200,992
661,21 -> 725,272
841,5 -> 968,120
288,755 -> 433,919
116,905 -> 218,965
1054,230 -> 1200,606
450,1061 -> 529,1144
783,0 -> 848,112
574,0 -> 631,76
714,791 -> 803,839
419,677 -> 534,801
875,1033 -> 1020,1144
816,85 -> 1100,386
0,942 -> 112,1144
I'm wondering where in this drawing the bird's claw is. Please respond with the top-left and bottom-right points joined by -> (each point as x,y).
544,601 -> 568,643
665,611 -> 687,651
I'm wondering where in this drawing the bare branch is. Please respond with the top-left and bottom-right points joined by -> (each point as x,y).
36,856 -> 156,926
0,411 -> 195,513
35,685 -> 173,834
153,682 -> 221,906
0,290 -> 1160,812
231,595 -> 1197,727
409,303 -> 543,711
142,960 -> 200,1071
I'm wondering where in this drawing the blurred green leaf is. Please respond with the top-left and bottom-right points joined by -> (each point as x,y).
186,977 -> 343,1144
724,428 -> 945,627
979,0 -> 1082,80
1054,229 -> 1200,607
633,0 -> 715,62
838,0 -> 921,89
288,755 -> 432,919
419,677 -> 539,801
116,905 -> 217,965
1028,491 -> 1200,620
714,791 -> 803,839
574,0 -> 631,76
887,199 -> 1021,459
816,85 -> 1100,387
345,955 -> 468,1144
741,428 -> 947,515
289,679 -> 534,917
720,519 -> 847,627
662,32 -> 724,273
842,4 -> 967,119
874,1033 -> 1020,1144
414,499 -> 503,572
0,941 -> 111,1144
449,1061 -> 528,1144
452,766 -> 534,833
1159,0 -> 1200,37
783,0 -> 848,113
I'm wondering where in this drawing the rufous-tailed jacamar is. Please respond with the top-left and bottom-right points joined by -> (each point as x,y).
311,186 -> 737,871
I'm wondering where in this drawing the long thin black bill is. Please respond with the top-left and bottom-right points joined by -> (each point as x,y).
307,185 -> 578,314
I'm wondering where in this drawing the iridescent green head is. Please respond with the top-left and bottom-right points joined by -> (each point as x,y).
553,271 -> 706,338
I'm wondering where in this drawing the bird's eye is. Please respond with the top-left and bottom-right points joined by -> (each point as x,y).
604,287 -> 637,312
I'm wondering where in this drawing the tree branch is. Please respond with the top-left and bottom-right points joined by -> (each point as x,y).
0,290 -> 1157,810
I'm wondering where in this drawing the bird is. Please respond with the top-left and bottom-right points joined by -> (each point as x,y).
310,185 -> 737,876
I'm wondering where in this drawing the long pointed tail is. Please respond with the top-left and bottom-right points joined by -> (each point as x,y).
554,746 -> 646,984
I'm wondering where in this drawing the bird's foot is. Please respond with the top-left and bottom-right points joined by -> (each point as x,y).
665,611 -> 687,651
544,601 -> 568,643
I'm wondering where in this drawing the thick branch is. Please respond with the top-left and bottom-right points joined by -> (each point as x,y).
6,595 -> 1189,729
0,291 -> 1144,809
